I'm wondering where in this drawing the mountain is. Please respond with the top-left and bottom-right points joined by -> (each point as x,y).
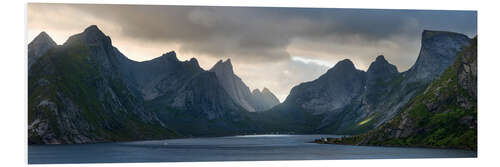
284,59 -> 366,115
28,32 -> 57,69
340,37 -> 477,150
28,26 -> 177,144
363,55 -> 399,105
28,25 -> 258,143
209,59 -> 257,112
405,30 -> 471,83
265,30 -> 471,135
209,59 -> 280,112
250,88 -> 280,111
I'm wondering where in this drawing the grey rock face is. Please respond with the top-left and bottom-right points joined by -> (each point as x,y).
277,30 -> 471,134
285,59 -> 366,114
250,88 -> 280,112
363,55 -> 399,105
458,37 -> 477,98
28,32 -> 57,69
405,30 -> 471,83
131,51 -> 204,101
210,59 -> 257,112
28,26 -> 176,144
366,55 -> 398,84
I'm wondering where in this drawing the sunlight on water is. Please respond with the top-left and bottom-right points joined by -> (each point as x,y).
233,134 -> 293,138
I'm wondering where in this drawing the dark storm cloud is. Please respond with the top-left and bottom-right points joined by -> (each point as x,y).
61,4 -> 476,64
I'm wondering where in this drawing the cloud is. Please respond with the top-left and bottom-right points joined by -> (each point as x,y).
27,3 -> 477,100
235,58 -> 330,101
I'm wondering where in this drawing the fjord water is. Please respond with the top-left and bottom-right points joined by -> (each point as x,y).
28,135 -> 476,164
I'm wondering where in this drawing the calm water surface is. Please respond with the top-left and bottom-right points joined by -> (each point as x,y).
28,134 -> 476,164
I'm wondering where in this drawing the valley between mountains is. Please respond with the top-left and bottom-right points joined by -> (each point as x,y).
28,25 -> 476,150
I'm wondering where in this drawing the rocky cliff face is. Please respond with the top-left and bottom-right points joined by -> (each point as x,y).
363,55 -> 399,105
209,59 -> 280,112
405,30 -> 471,83
28,32 -> 57,69
210,59 -> 257,112
342,37 -> 477,150
284,59 -> 366,114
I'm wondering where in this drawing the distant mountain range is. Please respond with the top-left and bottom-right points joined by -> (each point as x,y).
28,25 -> 475,147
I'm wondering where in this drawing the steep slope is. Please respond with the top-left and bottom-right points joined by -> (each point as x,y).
209,59 -> 280,112
284,59 -> 366,114
28,32 -> 57,69
405,30 -> 471,83
28,26 -> 177,144
250,88 -> 280,111
340,37 -> 477,150
209,59 -> 257,112
264,30 -> 471,135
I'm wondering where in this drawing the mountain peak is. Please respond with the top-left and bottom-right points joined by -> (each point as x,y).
210,58 -> 234,73
84,25 -> 103,34
337,59 -> 354,67
28,31 -> 57,69
252,89 -> 261,94
81,25 -> 107,40
327,59 -> 356,72
224,58 -> 232,64
158,51 -> 179,62
375,55 -> 387,62
406,30 -> 471,82
262,87 -> 272,94
368,55 -> 398,72
367,55 -> 398,83
65,25 -> 111,46
30,31 -> 56,46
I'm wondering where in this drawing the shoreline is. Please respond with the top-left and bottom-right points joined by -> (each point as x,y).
311,137 -> 477,151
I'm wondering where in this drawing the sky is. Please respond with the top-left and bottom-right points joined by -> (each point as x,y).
27,3 -> 477,101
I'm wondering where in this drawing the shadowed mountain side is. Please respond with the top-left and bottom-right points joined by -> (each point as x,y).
266,30 -> 471,135
338,37 -> 477,150
210,59 -> 280,112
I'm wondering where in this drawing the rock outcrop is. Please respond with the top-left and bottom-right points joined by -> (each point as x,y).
210,59 -> 257,112
210,59 -> 280,112
284,59 -> 366,114
28,32 -> 57,69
